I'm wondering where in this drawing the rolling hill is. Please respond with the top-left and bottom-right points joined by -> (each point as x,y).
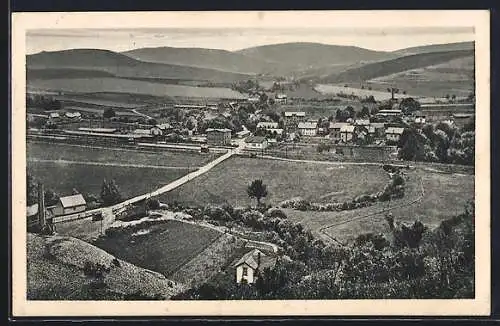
123,46 -> 278,75
236,42 -> 398,73
27,49 -> 252,83
318,49 -> 474,84
392,41 -> 474,56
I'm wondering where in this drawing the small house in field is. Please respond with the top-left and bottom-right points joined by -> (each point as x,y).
206,128 -> 232,146
385,127 -> 405,143
340,125 -> 355,143
297,121 -> 318,136
52,194 -> 86,216
414,116 -> 426,125
245,136 -> 268,150
232,249 -> 277,284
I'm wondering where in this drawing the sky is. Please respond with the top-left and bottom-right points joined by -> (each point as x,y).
26,26 -> 475,55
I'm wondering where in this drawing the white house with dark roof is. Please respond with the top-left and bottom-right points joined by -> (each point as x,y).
340,125 -> 355,143
329,122 -> 349,141
245,136 -> 268,150
51,194 -> 86,216
232,249 -> 277,284
297,121 -> 318,136
385,127 -> 405,143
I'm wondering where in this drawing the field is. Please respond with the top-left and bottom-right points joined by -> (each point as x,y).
27,142 -> 219,199
314,84 -> 421,102
160,157 -> 389,207
286,167 -> 474,244
93,220 -> 222,277
368,55 -> 474,98
28,77 -> 246,99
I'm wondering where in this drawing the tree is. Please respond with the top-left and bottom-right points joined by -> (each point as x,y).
400,97 -> 421,115
359,106 -> 370,118
26,174 -> 39,206
247,179 -> 268,206
103,108 -> 116,119
100,179 -> 122,206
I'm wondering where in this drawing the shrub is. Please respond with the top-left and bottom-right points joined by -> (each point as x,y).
145,198 -> 160,210
265,207 -> 288,219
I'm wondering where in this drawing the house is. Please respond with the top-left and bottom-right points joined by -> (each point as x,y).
245,136 -> 268,150
340,125 -> 355,143
354,119 -> 370,126
49,112 -> 60,119
65,111 -> 82,120
376,109 -> 403,118
267,128 -> 283,136
329,122 -> 349,141
297,121 -> 318,136
51,194 -> 86,216
206,128 -> 232,146
236,127 -> 251,138
133,128 -> 153,136
257,122 -> 279,130
415,116 -> 426,124
275,93 -> 288,104
385,127 -> 405,143
247,96 -> 261,103
370,122 -> 386,138
233,249 -> 277,284
283,111 -> 306,132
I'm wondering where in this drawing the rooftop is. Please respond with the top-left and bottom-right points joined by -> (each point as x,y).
386,127 -> 405,134
298,122 -> 318,129
59,194 -> 86,208
206,128 -> 232,133
284,111 -> 306,117
245,136 -> 267,143
329,122 -> 349,129
233,249 -> 277,270
340,125 -> 356,132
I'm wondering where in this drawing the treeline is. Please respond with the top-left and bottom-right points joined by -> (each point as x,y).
172,201 -> 475,300
26,94 -> 63,110
399,119 -> 475,165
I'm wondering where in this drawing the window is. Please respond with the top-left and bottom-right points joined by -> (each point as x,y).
242,266 -> 248,276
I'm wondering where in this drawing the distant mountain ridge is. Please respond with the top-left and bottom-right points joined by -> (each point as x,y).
27,48 -> 252,83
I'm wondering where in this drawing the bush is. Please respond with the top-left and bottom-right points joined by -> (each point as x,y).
265,207 -> 288,219
145,198 -> 160,210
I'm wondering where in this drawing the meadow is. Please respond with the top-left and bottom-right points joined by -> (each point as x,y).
93,220 -> 222,277
286,167 -> 474,244
27,142 -> 218,199
28,77 -> 246,100
160,157 -> 389,207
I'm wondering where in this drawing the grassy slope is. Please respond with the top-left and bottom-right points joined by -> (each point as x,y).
320,50 -> 474,84
160,157 -> 388,207
392,41 -> 474,56
27,233 -> 184,300
93,220 -> 222,277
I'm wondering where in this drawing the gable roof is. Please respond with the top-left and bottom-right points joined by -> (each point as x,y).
386,127 -> 405,135
245,136 -> 267,144
233,248 -> 276,271
257,122 -> 279,129
206,128 -> 232,133
284,111 -> 305,117
329,122 -> 349,129
340,125 -> 355,133
298,122 -> 318,129
59,194 -> 86,208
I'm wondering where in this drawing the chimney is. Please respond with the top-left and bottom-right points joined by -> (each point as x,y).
37,182 -> 46,229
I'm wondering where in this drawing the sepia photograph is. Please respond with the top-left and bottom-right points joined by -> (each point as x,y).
11,10 -> 490,316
